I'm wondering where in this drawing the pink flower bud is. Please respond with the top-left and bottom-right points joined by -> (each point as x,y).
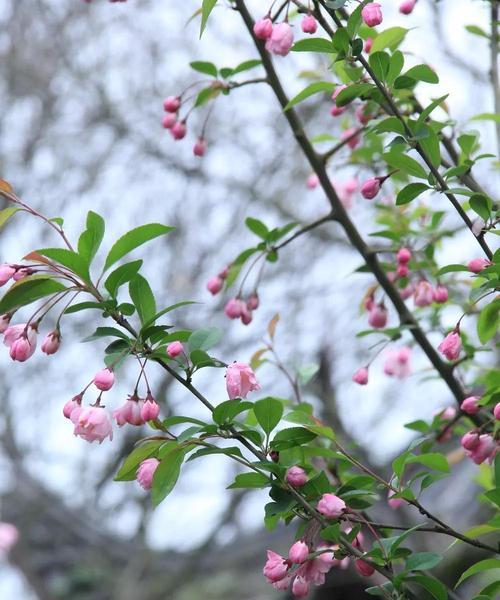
141,395 -> 160,421
265,22 -> 294,56
468,258 -> 492,273
12,267 -> 32,281
0,523 -> 18,555
340,127 -> 360,149
461,431 -> 480,451
0,264 -> 15,286
355,104 -> 373,125
4,323 -> 37,360
364,37 -> 373,53
413,280 -> 434,307
384,347 -> 411,379
361,3 -> 383,27
0,314 -> 11,333
301,14 -> 318,34
368,303 -> 387,329
399,281 -> 414,300
240,303 -> 253,325
352,367 -> 369,385
461,396 -> 480,414
9,337 -> 33,362
285,466 -> 308,487
136,458 -> 159,490
63,395 -> 82,419
289,540 -> 309,564
93,368 -> 115,391
162,113 -> 176,129
224,298 -> 245,319
253,17 -> 273,40
399,0 -> 417,14
306,173 -> 319,189
317,493 -> 346,519
193,137 -> 206,157
163,95 -> 180,113
494,403 -> 500,420
292,576 -> 310,598
246,293 -> 260,311
171,121 -> 187,140
388,489 -> 404,509
226,362 -> 260,399
263,549 -> 289,583
73,406 -> 113,443
207,276 -> 224,295
167,341 -> 184,358
433,284 -> 448,304
113,396 -> 145,426
330,105 -> 346,117
41,331 -> 61,355
464,434 -> 497,465
355,559 -> 375,577
332,85 -> 347,104
397,247 -> 411,264
360,177 -> 381,200
438,331 -> 461,361
396,264 -> 409,278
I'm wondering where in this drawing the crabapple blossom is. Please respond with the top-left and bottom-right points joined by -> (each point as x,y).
494,403 -> 500,420
438,331 -> 461,360
364,37 -> 373,53
413,280 -> 434,307
171,121 -> 187,140
355,104 -> 373,124
0,523 -> 18,555
464,434 -> 497,465
141,395 -> 160,421
193,137 -> 206,157
461,431 -> 480,451
226,362 -> 260,399
292,577 -> 309,598
0,264 -> 15,286
285,466 -> 308,487
207,275 -> 224,295
73,406 -> 113,443
162,113 -> 176,129
306,173 -> 319,189
167,341 -> 184,358
388,489 -> 404,509
355,559 -> 375,577
352,367 -> 369,385
301,15 -> 317,34
246,293 -> 259,310
396,264 -> 409,278
468,258 -> 491,273
263,550 -> 288,583
253,17 -> 273,40
399,0 -> 417,14
163,95 -> 180,112
41,330 -> 61,355
224,297 -> 245,319
368,303 -> 387,328
63,395 -> 82,419
461,396 -> 480,415
0,314 -> 11,333
265,23 -> 294,56
113,396 -> 145,426
433,284 -> 449,303
289,540 -> 309,564
340,127 -> 360,149
4,323 -> 37,362
397,247 -> 411,264
360,177 -> 381,200
383,347 -> 411,379
94,368 -> 115,391
361,3 -> 383,27
317,493 -> 346,519
136,458 -> 159,490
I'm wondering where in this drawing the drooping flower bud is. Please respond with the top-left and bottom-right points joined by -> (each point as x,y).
413,280 -> 434,307
433,284 -> 448,304
141,394 -> 160,421
193,137 -> 206,157
438,330 -> 461,361
494,403 -> 500,420
163,95 -> 180,113
73,406 -> 113,443
207,275 -> 224,295
461,396 -> 481,415
246,293 -> 260,311
285,466 -> 308,487
63,395 -> 82,420
301,14 -> 318,34
224,298 -> 245,319
388,489 -> 404,509
136,458 -> 159,490
360,177 -> 381,200
361,3 -> 383,27
253,17 -> 273,40
225,362 -> 260,399
292,577 -> 310,598
368,303 -> 387,329
288,540 -> 309,564
396,247 -> 411,264
263,550 -> 289,583
171,120 -> 187,140
352,367 -> 369,385
265,22 -> 294,56
162,113 -> 176,129
41,330 -> 61,355
364,37 -> 373,53
317,493 -> 346,519
396,264 -> 409,278
167,341 -> 184,358
399,0 -> 417,14
355,559 -> 375,577
94,368 -> 115,391
461,431 -> 480,451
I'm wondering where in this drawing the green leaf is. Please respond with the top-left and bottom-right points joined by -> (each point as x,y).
103,223 -> 174,271
213,399 -> 253,425
382,151 -> 428,179
230,59 -> 262,76
396,183 -> 430,205
404,64 -> 439,84
115,441 -> 163,481
190,61 -> 218,77
416,94 -> 449,125
104,260 -> 143,298
455,559 -> 500,588
36,248 -> 91,283
0,207 -> 19,230
418,128 -> 441,168
225,247 -> 259,288
470,112 -> 500,123
436,263 -> 469,276
470,194 -> 493,221
187,446 -> 244,462
254,397 -> 284,435
81,326 -> 130,342
406,552 -> 443,572
284,82 -> 335,111
129,274 -> 156,325
370,27 -> 408,53
369,51 -> 390,81
407,453 -> 449,473
336,83 -> 374,107
200,0 -> 217,37
78,211 -> 105,264
227,472 -> 270,489
152,446 -> 189,506
0,277 -> 66,314
64,301 -> 108,315
271,427 -> 317,451
141,300 -> 197,330
477,299 -> 499,344
194,86 -> 221,108
408,575 -> 447,600
386,50 -> 404,85
291,38 -> 335,53
245,217 -> 269,239
465,24 -> 489,39
188,327 -> 222,351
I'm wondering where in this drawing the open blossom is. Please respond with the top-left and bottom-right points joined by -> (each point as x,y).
361,2 -> 383,27
317,493 -> 346,519
113,396 -> 145,426
4,323 -> 37,362
368,303 -> 387,329
292,577 -> 309,598
289,541 -> 309,564
468,258 -> 491,273
461,396 -> 480,415
253,17 -> 273,40
41,330 -> 61,355
0,264 -> 15,286
73,406 -> 113,443
286,466 -> 308,487
352,367 -> 369,385
438,331 -> 461,361
94,368 -> 115,391
0,523 -> 18,555
167,341 -> 184,358
226,362 -> 260,399
136,458 -> 159,490
360,177 -> 381,200
265,22 -> 294,56
413,280 -> 434,307
400,0 -> 417,14
383,347 -> 411,379
263,550 -> 289,583
301,14 -> 317,34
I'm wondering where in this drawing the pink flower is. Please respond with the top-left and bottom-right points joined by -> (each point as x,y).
207,275 -> 224,295
141,395 -> 160,421
136,458 -> 159,490
364,37 -> 373,53
355,559 -> 375,577
113,397 -> 145,426
4,323 -> 37,362
464,434 -> 497,465
330,85 -> 347,116
317,493 -> 346,519
468,258 -> 492,273
0,314 -> 11,333
193,137 -> 206,157
226,362 -> 260,399
399,0 -> 417,14
306,174 -> 319,189
397,247 -> 411,264
314,545 -> 337,569
355,104 -> 373,125
286,466 -> 308,487
263,549 -> 289,583
171,121 -> 187,140
438,331 -> 461,361
167,341 -> 184,358
224,297 -> 245,319
461,431 -> 480,451
360,177 -> 381,200
289,540 -> 309,564
246,293 -> 259,311
340,127 -> 360,149
388,489 -> 404,509
399,281 -> 414,300
292,576 -> 310,598
352,367 -> 369,385
240,302 -> 253,325
361,3 -> 383,27
461,396 -> 480,415
0,523 -> 18,555
94,368 -> 115,391
73,406 -> 113,443
0,264 -> 15,286
383,347 -> 411,379
433,284 -> 448,304
413,280 -> 434,307
163,96 -> 180,113
494,403 -> 500,420
162,113 -> 176,129
265,22 -> 294,56
63,395 -> 82,419
41,331 -> 61,355
437,406 -> 456,422
301,14 -> 317,34
253,17 -> 273,40
396,264 -> 409,278
368,303 -> 387,329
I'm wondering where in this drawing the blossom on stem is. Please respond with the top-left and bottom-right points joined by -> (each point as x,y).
265,23 -> 294,56
226,362 -> 260,399
136,458 -> 159,490
438,330 -> 461,361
